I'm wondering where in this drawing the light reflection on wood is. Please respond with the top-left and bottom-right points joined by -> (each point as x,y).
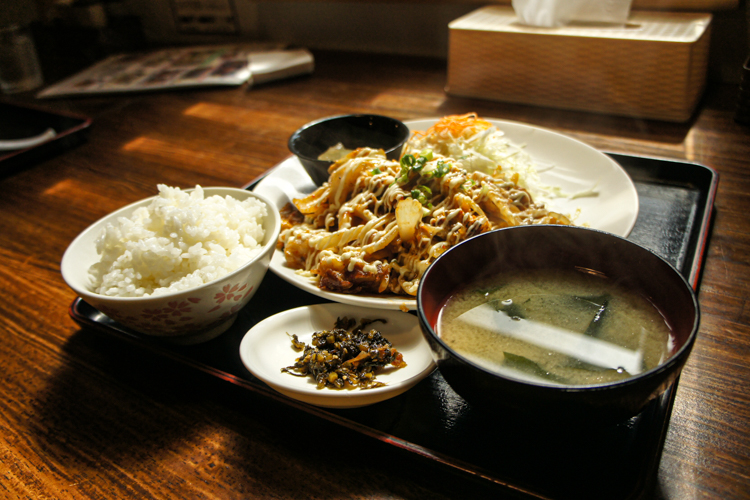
184,102 -> 305,132
122,136 -> 252,170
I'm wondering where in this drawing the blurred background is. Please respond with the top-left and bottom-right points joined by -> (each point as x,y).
0,0 -> 748,92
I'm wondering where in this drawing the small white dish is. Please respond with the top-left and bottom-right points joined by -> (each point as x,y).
239,303 -> 436,408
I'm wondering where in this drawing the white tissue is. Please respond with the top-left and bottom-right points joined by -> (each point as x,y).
512,0 -> 633,28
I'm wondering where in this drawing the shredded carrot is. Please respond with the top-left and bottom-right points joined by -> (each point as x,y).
428,112 -> 492,139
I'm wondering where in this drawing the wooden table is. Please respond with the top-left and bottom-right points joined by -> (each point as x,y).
1,50 -> 748,499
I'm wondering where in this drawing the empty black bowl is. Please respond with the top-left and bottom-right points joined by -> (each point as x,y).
288,114 -> 410,186
417,225 -> 700,423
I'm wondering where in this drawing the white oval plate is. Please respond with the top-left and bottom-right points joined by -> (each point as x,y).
254,118 -> 639,311
239,303 -> 436,408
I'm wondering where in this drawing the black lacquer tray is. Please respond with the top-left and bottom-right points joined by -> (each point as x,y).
69,153 -> 718,500
0,101 -> 91,177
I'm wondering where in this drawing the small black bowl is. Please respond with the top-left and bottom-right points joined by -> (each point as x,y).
417,225 -> 700,423
288,114 -> 410,186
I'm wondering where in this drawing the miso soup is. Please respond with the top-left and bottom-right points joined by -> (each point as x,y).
437,268 -> 674,386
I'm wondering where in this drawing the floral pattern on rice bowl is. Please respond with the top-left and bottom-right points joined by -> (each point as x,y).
96,282 -> 255,336
210,283 -> 252,312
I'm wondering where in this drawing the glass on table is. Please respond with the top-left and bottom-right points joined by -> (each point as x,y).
0,24 -> 43,94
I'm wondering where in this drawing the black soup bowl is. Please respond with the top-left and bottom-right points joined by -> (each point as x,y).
288,114 -> 410,186
417,225 -> 700,423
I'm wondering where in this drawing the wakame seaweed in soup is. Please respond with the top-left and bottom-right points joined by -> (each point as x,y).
437,268 -> 673,386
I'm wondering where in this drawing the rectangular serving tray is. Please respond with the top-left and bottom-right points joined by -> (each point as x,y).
0,101 -> 91,177
69,152 -> 718,500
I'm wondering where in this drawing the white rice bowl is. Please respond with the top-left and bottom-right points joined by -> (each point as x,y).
61,186 -> 280,344
89,185 -> 268,297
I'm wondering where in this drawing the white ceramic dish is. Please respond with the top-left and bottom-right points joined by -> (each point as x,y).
254,117 -> 639,311
239,303 -> 436,408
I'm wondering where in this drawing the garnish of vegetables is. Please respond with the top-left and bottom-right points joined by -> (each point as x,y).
281,317 -> 407,390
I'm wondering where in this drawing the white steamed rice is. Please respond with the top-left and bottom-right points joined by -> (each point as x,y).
89,185 -> 267,297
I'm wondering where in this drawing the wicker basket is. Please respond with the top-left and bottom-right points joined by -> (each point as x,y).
447,6 -> 713,122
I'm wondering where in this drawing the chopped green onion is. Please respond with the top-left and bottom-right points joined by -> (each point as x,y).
461,179 -> 476,191
396,153 -> 430,185
428,160 -> 451,179
409,185 -> 433,207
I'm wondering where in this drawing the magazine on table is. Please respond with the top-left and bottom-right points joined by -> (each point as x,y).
37,44 -> 314,98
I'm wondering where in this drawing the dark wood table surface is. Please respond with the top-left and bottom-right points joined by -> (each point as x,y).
1,50 -> 748,499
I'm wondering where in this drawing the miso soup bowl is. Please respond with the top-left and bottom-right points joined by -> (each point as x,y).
288,114 -> 410,186
61,187 -> 281,345
417,225 -> 700,422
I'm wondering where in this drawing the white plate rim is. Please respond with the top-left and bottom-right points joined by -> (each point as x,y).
238,303 -> 436,408
254,117 -> 639,311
